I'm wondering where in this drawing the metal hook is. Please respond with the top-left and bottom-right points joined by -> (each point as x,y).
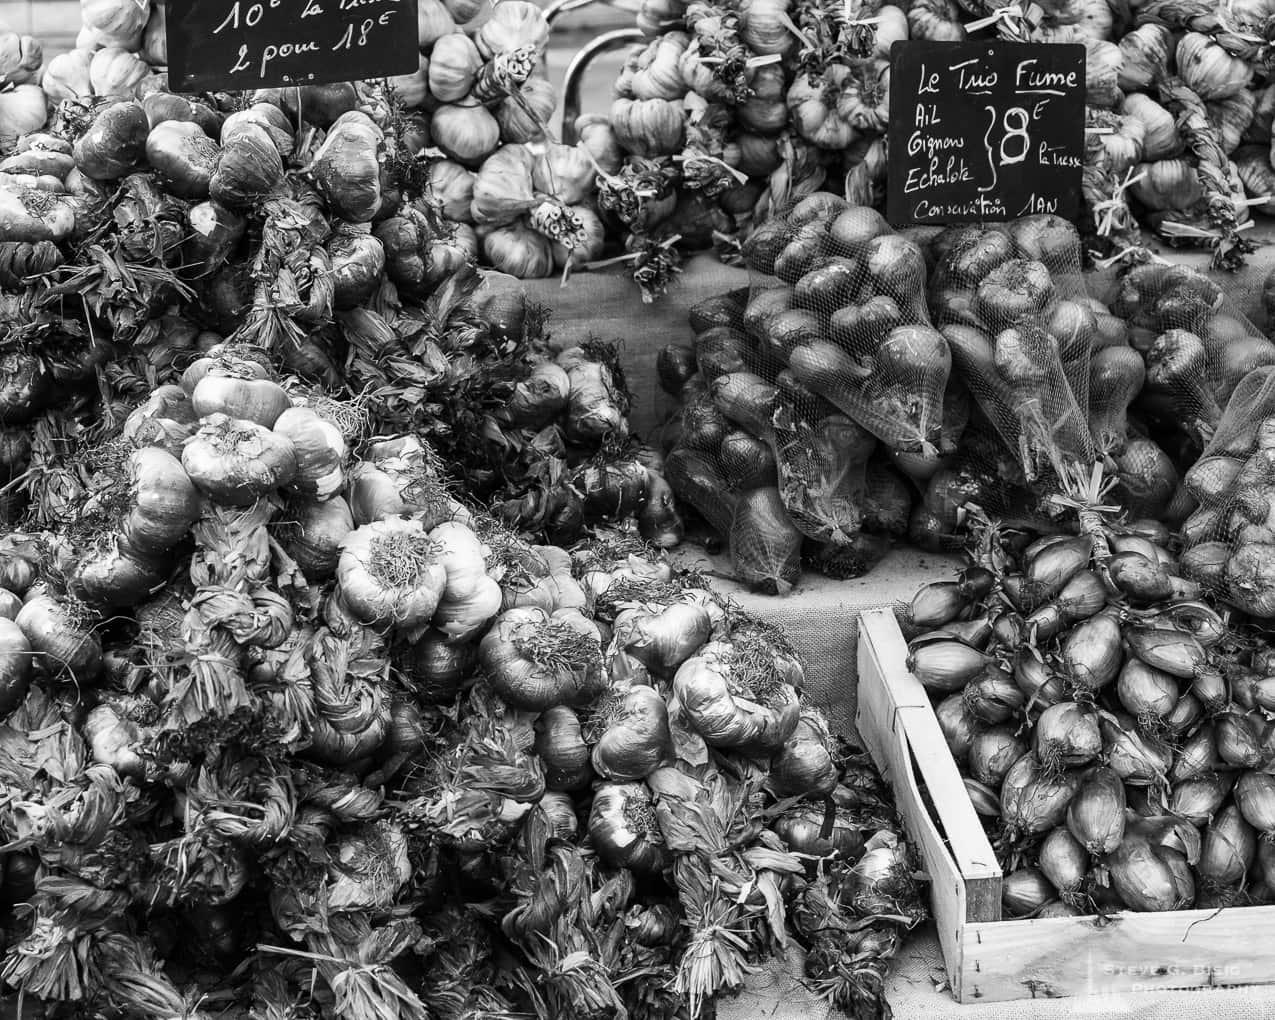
560,27 -> 644,143
545,0 -> 646,26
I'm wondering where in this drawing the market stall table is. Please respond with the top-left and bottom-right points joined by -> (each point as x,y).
507,246 -> 1275,1017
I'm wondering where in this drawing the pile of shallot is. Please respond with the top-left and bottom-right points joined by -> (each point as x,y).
904,520 -> 1275,915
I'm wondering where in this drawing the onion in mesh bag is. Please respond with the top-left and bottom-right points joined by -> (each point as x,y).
729,486 -> 803,595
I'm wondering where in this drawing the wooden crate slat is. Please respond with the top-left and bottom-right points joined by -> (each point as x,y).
857,611 -> 1000,888
960,907 -> 1275,1001
857,609 -> 984,1000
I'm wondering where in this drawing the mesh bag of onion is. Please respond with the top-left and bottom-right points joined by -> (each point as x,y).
712,195 -> 952,577
659,295 -> 796,595
1111,261 -> 1275,474
927,218 -> 1096,513
1108,261 -> 1275,616
913,218 -> 1183,547
1178,366 -> 1275,616
661,286 -> 912,593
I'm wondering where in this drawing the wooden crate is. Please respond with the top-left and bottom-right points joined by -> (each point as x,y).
855,607 -> 1275,1004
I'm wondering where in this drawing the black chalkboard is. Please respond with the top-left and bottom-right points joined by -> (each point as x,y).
886,40 -> 1085,226
168,0 -> 421,93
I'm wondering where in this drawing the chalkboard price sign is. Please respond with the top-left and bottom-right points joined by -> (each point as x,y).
168,0 -> 421,93
886,41 -> 1086,226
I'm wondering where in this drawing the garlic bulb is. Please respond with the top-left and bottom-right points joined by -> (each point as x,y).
552,204 -> 606,269
1085,40 -> 1123,110
1090,108 -> 1145,174
1234,147 -> 1275,215
872,5 -> 909,58
1035,0 -> 1112,43
1177,32 -> 1252,101
1132,159 -> 1204,211
1122,93 -> 1182,160
1118,24 -> 1172,93
740,0 -> 798,57
1208,89 -> 1257,155
480,219 -> 555,278
906,0 -> 966,41
1246,83 -> 1275,145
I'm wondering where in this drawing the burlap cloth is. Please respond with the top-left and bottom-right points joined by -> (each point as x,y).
518,246 -> 1275,1017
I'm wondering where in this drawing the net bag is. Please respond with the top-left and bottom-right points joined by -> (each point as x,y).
928,217 -> 1096,504
664,439 -> 806,596
741,195 -> 952,482
1110,261 -> 1275,468
1179,366 -> 1275,616
674,194 -> 950,577
660,280 -> 893,591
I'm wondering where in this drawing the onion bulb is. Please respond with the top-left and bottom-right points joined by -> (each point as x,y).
1066,767 -> 1126,856
936,692 -> 978,761
1053,569 -> 1109,623
1170,772 -> 1234,824
1034,702 -> 1102,772
902,580 -> 968,630
589,684 -> 673,783
1100,711 -> 1173,785
534,705 -> 592,791
0,617 -> 31,716
1236,770 -> 1275,834
672,640 -> 800,755
1107,551 -> 1174,603
1163,693 -> 1205,736
1116,659 -> 1179,726
588,782 -> 667,872
1190,665 -> 1228,714
969,726 -> 1027,787
934,616 -> 993,649
613,601 -> 712,675
907,638 -> 988,692
1107,835 -> 1195,912
1000,754 -> 1081,838
1156,601 -> 1225,648
1025,536 -> 1092,602
1124,625 -> 1207,679
1199,803 -> 1256,887
768,712 -> 838,798
1170,723 -> 1222,782
1039,827 -> 1088,894
480,607 -> 603,711
963,778 -> 1000,817
842,831 -> 916,916
772,803 -> 869,859
1216,709 -> 1265,768
1060,611 -> 1123,693
336,517 -> 448,630
1002,867 -> 1055,917
1013,649 -> 1065,709
963,665 -> 1024,724
15,595 -> 101,685
405,628 -> 475,703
